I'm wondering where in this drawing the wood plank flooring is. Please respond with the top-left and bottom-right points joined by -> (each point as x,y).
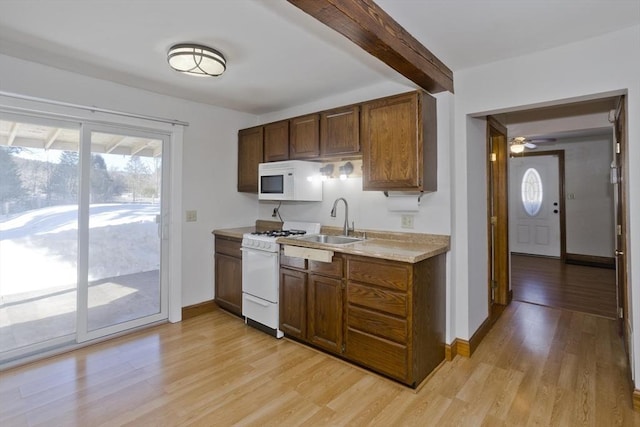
1,302 -> 638,426
511,254 -> 617,319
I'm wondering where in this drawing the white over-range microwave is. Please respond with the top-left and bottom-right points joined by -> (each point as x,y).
258,160 -> 322,201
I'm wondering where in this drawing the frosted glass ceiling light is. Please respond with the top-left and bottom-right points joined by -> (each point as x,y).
510,142 -> 525,154
167,44 -> 226,77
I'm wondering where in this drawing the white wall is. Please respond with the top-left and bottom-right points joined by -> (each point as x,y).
453,25 -> 640,386
0,53 -> 259,307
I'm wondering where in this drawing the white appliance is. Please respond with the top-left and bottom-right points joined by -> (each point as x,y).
241,221 -> 321,338
258,160 -> 323,201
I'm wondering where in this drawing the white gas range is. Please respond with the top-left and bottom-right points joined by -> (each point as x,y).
241,221 -> 321,338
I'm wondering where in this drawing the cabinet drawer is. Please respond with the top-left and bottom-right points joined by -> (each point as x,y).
346,328 -> 407,381
215,236 -> 242,258
309,255 -> 343,278
347,282 -> 407,317
347,258 -> 410,291
347,305 -> 407,343
280,253 -> 307,270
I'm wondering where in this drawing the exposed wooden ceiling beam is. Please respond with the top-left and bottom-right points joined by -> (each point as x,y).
287,0 -> 454,93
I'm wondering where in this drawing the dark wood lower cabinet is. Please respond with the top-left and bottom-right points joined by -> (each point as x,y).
279,248 -> 446,388
345,254 -> 446,387
308,274 -> 343,353
214,236 -> 242,316
280,268 -> 307,339
280,251 -> 345,353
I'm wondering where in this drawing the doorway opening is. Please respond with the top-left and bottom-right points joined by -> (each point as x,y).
486,94 -> 627,324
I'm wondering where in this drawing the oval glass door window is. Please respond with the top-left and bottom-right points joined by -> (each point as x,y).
521,167 -> 543,216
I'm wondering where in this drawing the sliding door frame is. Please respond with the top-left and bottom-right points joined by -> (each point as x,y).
76,123 -> 171,343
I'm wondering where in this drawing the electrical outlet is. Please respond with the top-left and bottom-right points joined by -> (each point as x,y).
186,210 -> 197,222
401,215 -> 414,229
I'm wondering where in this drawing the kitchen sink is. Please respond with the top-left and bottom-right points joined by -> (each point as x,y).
296,234 -> 363,245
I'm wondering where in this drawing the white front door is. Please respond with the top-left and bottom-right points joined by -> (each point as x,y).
509,154 -> 561,257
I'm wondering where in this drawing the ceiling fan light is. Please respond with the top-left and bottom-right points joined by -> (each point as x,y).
510,143 -> 525,154
167,43 -> 226,77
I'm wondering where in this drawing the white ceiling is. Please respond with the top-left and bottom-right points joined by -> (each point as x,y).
0,0 -> 638,115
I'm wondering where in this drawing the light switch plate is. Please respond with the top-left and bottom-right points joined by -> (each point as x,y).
401,215 -> 414,229
186,210 -> 197,222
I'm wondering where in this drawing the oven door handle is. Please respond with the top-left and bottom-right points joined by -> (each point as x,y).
244,294 -> 270,307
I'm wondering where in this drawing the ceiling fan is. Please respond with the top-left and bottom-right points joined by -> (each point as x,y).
509,136 -> 556,153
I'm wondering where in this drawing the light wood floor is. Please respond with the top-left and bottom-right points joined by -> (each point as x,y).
511,254 -> 617,319
1,302 -> 638,426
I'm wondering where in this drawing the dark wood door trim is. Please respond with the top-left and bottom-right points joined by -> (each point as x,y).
516,150 -> 567,262
487,116 -> 510,320
286,0 -> 453,93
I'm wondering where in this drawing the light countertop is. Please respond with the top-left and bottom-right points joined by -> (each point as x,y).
276,229 -> 449,263
213,223 -> 449,263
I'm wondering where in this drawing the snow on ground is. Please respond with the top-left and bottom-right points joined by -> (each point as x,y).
0,204 -> 160,296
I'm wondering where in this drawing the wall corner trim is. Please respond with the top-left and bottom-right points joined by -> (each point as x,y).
454,317 -> 493,358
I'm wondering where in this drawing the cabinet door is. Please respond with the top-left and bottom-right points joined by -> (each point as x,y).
264,121 -> 289,162
237,126 -> 264,193
320,106 -> 360,156
361,92 -> 420,190
308,274 -> 343,354
290,114 -> 320,159
280,268 -> 307,339
214,253 -> 242,316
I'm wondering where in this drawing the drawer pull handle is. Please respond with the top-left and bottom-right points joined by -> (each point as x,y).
245,295 -> 269,307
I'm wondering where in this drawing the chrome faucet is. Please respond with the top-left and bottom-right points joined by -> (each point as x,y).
330,197 -> 354,236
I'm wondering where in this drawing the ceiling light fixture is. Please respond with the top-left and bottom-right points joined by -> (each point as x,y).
510,141 -> 525,154
167,43 -> 226,77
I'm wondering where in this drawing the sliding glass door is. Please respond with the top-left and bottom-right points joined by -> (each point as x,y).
80,126 -> 167,340
0,115 -> 169,363
0,115 -> 81,358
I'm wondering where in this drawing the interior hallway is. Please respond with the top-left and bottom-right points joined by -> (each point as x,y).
1,300 -> 637,426
511,254 -> 617,319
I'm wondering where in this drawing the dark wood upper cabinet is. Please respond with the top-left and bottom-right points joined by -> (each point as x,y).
320,105 -> 360,157
264,120 -> 290,162
237,126 -> 263,193
238,90 -> 437,193
290,114 -> 320,159
361,91 -> 437,192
